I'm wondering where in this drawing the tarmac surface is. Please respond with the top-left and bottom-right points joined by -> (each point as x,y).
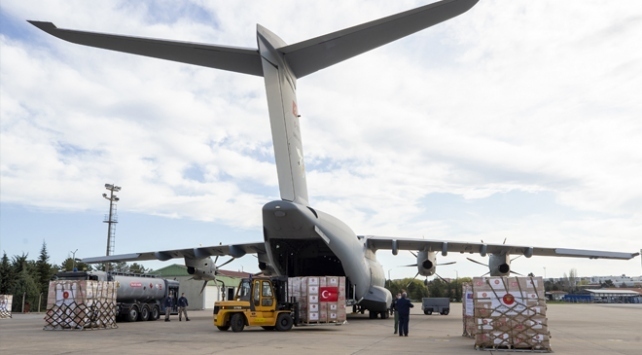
1,303 -> 640,354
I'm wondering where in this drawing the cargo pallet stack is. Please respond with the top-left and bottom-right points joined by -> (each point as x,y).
44,280 -> 117,330
471,276 -> 551,352
289,276 -> 346,324
0,295 -> 12,319
462,284 -> 475,338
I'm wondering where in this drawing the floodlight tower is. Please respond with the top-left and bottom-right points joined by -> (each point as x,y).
102,183 -> 120,272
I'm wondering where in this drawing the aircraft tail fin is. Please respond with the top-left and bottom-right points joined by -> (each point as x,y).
280,0 -> 478,78
27,21 -> 263,76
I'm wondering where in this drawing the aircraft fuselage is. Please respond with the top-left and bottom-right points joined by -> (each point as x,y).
262,200 -> 391,312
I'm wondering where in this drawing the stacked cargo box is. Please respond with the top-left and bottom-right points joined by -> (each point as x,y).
461,284 -> 475,338
0,295 -> 12,319
472,276 -> 551,352
290,276 -> 346,324
44,280 -> 117,330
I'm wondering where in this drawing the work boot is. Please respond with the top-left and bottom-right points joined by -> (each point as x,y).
179,318 -> 182,321
186,318 -> 190,321
165,319 -> 170,322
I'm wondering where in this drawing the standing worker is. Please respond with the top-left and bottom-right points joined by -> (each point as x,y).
178,293 -> 190,321
164,293 -> 174,322
390,292 -> 401,334
396,292 -> 414,337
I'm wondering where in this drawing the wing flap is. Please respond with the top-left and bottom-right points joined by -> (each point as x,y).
365,236 -> 639,260
80,242 -> 267,264
28,21 -> 263,76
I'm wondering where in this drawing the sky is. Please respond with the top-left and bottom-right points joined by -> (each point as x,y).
1,0 -> 641,281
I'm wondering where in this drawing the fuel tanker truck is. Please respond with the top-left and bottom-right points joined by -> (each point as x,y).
54,270 -> 180,322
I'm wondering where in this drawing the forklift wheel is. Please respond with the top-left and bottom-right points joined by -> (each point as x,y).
275,313 -> 293,331
230,313 -> 245,332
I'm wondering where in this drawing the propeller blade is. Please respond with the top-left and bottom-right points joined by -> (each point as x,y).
399,263 -> 418,268
409,251 -> 418,258
481,271 -> 491,276
435,273 -> 450,284
437,261 -> 456,266
502,238 -> 507,245
510,255 -> 522,262
467,257 -> 487,267
217,257 -> 235,269
510,270 -> 524,276
199,280 -> 208,294
407,272 -> 420,287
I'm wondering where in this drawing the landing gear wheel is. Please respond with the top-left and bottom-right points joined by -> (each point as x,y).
275,313 -> 293,331
139,305 -> 150,321
126,306 -> 139,322
230,313 -> 245,332
150,306 -> 160,320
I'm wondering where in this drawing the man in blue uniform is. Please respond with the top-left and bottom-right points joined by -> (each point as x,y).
395,292 -> 414,337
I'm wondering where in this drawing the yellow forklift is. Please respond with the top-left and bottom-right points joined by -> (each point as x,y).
213,276 -> 299,332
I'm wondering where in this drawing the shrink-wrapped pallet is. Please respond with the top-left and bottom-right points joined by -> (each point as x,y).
293,276 -> 346,324
0,295 -> 12,319
472,276 -> 551,352
44,280 -> 117,330
462,284 -> 475,338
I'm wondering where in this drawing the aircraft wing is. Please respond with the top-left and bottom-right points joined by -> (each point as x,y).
365,236 -> 640,260
81,242 -> 266,263
27,21 -> 263,76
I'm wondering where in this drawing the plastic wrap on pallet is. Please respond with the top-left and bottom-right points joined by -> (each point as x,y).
294,276 -> 346,324
462,284 -> 475,338
0,295 -> 13,319
472,276 -> 551,352
43,280 -> 118,330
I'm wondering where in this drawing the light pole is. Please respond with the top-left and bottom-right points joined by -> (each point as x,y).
103,183 -> 121,273
71,249 -> 78,271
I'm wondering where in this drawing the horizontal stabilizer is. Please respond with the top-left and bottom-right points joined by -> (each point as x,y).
27,21 -> 263,76
280,0 -> 479,78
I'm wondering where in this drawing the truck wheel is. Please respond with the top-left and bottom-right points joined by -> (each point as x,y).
127,306 -> 139,322
275,313 -> 293,331
368,311 -> 377,319
230,313 -> 245,332
139,305 -> 150,321
150,306 -> 160,321
441,309 -> 450,315
261,326 -> 275,331
381,311 -> 389,319
217,325 -> 230,331
424,310 -> 432,315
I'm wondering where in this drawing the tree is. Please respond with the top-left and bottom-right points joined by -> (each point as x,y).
60,258 -> 92,272
129,263 -> 151,274
36,242 -> 54,310
10,254 -> 39,312
0,252 -> 16,294
601,279 -> 615,288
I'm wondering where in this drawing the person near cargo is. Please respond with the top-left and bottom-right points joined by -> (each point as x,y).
164,294 -> 174,322
178,293 -> 190,321
390,292 -> 401,334
396,292 -> 414,337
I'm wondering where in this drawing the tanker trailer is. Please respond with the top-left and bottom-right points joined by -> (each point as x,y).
54,271 -> 180,322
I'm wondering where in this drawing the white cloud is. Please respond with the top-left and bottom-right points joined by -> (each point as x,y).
1,0 -> 640,277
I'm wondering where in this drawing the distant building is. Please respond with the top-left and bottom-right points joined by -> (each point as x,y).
151,264 -> 251,310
